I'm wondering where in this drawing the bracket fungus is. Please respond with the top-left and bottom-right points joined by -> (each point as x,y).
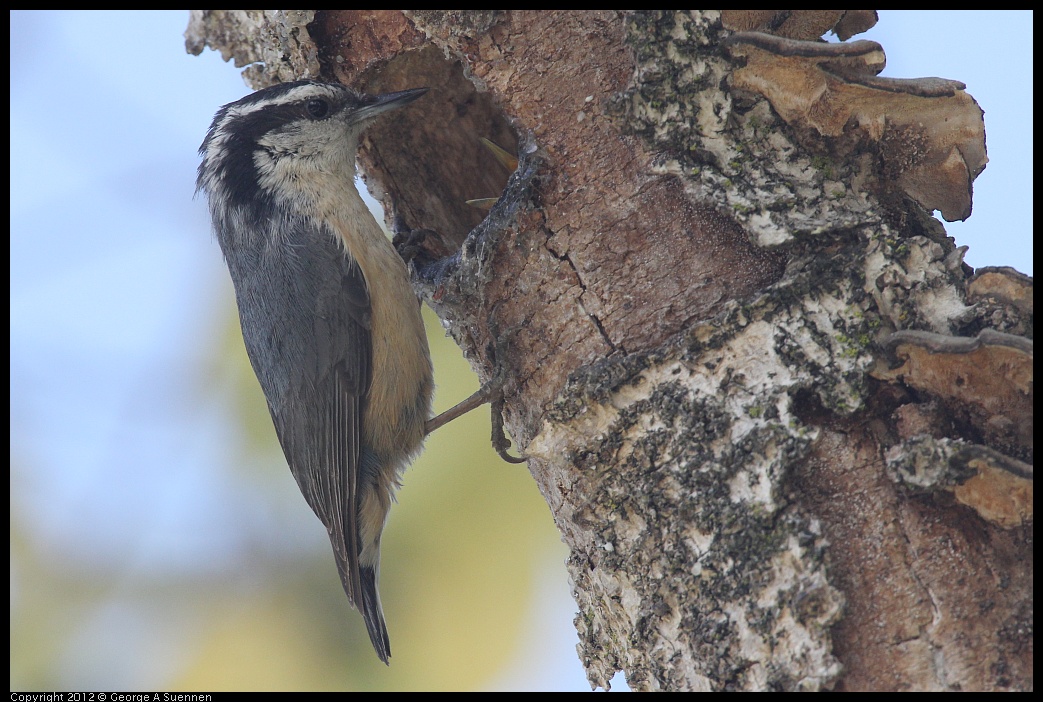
722,31 -> 987,222
721,10 -> 879,42
874,329 -> 1033,528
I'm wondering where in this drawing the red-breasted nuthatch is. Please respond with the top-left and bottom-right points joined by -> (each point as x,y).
197,80 -> 434,664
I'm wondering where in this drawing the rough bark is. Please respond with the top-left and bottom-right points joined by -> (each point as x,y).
187,10 -> 1032,691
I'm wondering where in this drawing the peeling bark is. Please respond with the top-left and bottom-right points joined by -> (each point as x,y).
187,10 -> 1032,691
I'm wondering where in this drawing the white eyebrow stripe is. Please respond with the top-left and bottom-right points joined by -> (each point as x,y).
222,84 -> 341,122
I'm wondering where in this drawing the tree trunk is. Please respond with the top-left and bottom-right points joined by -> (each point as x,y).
187,10 -> 1032,691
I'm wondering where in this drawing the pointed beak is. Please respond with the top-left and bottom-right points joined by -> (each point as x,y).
353,87 -> 429,123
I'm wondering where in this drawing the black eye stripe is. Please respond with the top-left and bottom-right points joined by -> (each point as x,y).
221,97 -> 336,144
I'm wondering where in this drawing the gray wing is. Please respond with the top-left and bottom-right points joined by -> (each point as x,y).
222,212 -> 371,612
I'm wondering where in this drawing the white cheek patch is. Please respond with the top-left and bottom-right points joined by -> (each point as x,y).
253,148 -> 310,207
253,140 -> 351,217
255,125 -> 355,180
257,126 -> 305,157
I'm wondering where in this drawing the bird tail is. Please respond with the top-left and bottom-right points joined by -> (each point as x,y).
359,564 -> 391,664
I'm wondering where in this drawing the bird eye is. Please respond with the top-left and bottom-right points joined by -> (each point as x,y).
306,98 -> 330,119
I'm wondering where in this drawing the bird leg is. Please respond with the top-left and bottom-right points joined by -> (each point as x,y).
425,374 -> 525,464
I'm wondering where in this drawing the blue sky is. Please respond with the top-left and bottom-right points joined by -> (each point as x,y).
9,10 -> 1032,692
